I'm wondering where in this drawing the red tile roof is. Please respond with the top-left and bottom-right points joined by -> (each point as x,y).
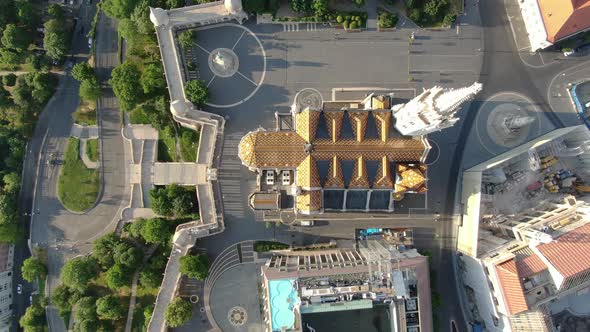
495,259 -> 529,315
537,223 -> 590,278
538,0 -> 590,43
516,254 -> 547,278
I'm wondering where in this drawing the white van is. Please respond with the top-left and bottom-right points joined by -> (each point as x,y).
300,220 -> 314,227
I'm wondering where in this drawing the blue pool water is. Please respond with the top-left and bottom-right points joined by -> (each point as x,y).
268,279 -> 299,331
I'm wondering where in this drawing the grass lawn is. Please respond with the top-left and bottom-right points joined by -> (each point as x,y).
57,138 -> 99,212
179,127 -> 199,162
131,284 -> 158,332
158,126 -> 179,162
86,139 -> 99,162
72,101 -> 97,126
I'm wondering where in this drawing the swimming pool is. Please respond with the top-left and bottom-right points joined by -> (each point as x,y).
268,279 -> 300,331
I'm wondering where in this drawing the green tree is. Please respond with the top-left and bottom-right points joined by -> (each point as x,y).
172,193 -> 194,217
184,79 -> 208,105
141,64 -> 166,95
3,73 -> 16,86
110,61 -> 143,111
0,191 -> 18,224
102,0 -> 140,19
72,63 -> 95,82
16,1 -> 38,27
61,257 -> 98,292
96,295 -> 125,320
177,30 -> 194,50
113,242 -> 141,269
164,298 -> 192,328
139,266 -> 163,288
127,218 -> 145,239
149,187 -> 173,217
166,0 -> 183,9
2,173 -> 20,193
48,4 -> 65,20
0,223 -> 21,243
92,233 -> 119,269
74,297 -> 98,330
312,0 -> 327,17
243,0 -> 266,14
1,24 -> 30,51
118,18 -> 138,41
19,303 -> 46,331
52,284 -> 78,315
0,86 -> 12,108
424,0 -> 447,18
44,19 -> 68,61
179,254 -> 209,280
31,72 -> 58,105
131,0 -> 153,35
0,48 -> 21,65
140,218 -> 171,244
105,264 -> 131,289
79,77 -> 101,102
21,257 -> 47,282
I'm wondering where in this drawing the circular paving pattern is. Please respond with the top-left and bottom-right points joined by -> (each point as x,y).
208,48 -> 240,78
475,92 -> 541,155
227,306 -> 248,327
294,88 -> 323,111
188,23 -> 266,109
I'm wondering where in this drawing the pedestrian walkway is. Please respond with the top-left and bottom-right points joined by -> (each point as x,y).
282,22 -> 324,32
79,139 -> 99,169
218,132 -> 248,218
365,0 -> 377,30
70,123 -> 99,139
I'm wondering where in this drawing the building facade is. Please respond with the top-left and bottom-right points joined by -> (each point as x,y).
0,245 -> 13,332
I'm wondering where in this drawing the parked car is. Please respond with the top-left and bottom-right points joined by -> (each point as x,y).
16,284 -> 22,295
266,170 -> 275,185
281,171 -> 291,185
300,220 -> 314,227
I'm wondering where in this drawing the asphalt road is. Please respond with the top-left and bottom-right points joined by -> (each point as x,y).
12,3 -> 98,330
18,5 -> 125,332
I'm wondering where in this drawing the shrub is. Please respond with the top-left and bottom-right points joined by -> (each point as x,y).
254,241 -> 289,252
3,74 -> 16,87
443,13 -> 456,26
343,20 -> 350,29
350,21 -> 358,29
409,8 -> 421,22
179,255 -> 209,280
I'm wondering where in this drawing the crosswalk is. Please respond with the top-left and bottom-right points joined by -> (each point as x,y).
218,132 -> 248,218
282,22 -> 320,32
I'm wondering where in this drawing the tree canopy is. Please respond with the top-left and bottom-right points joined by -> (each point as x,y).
105,263 -> 131,289
179,254 -> 209,280
165,298 -> 192,328
79,77 -> 101,102
178,30 -> 195,50
72,63 -> 95,82
1,24 -> 30,51
21,256 -> 47,282
184,80 -> 208,105
96,295 -> 125,320
19,303 -> 46,331
140,218 -> 171,245
140,63 -> 166,95
110,61 -> 143,111
61,257 -> 98,292
149,184 -> 197,218
44,19 -> 68,61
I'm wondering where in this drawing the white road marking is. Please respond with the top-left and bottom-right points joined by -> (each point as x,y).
236,71 -> 258,86
231,31 -> 246,50
195,43 -> 211,54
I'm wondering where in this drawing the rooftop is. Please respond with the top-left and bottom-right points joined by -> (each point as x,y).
537,222 -> 590,278
538,0 -> 590,42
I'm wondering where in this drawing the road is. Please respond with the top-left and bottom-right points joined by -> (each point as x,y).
19,5 -> 125,332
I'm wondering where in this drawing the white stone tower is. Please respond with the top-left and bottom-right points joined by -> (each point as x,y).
392,82 -> 482,136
